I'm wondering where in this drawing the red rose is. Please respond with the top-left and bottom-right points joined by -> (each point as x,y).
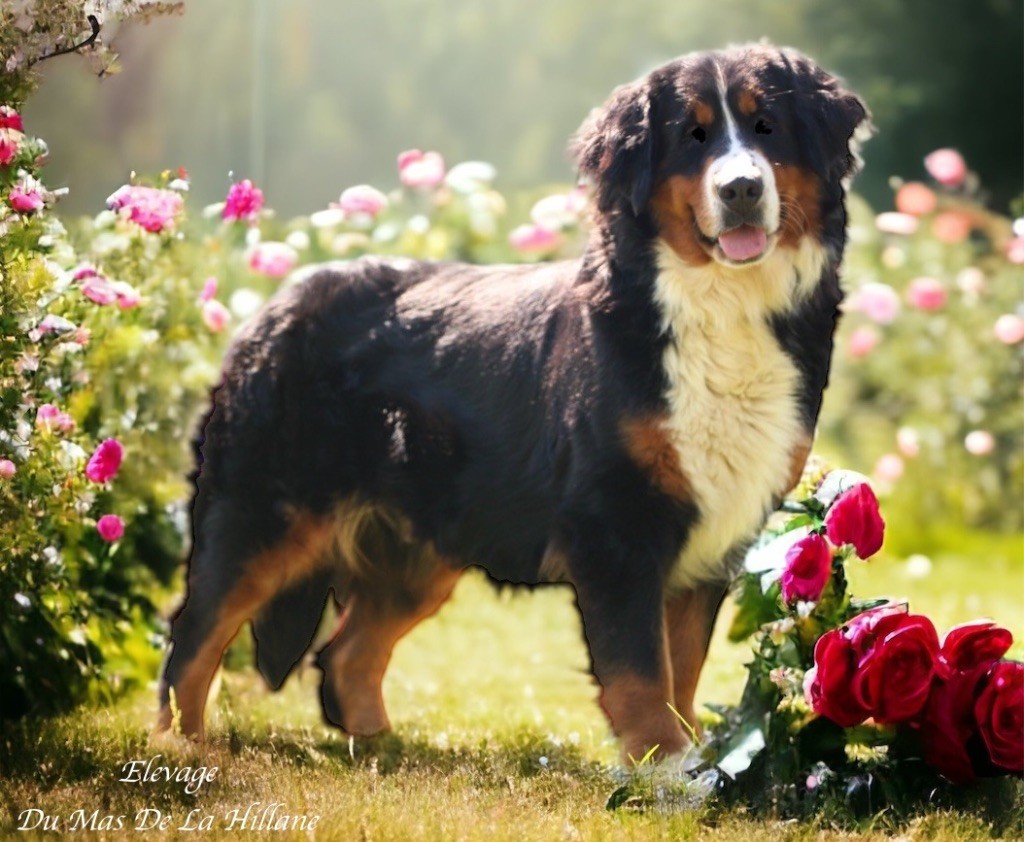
921,669 -> 985,783
851,611 -> 939,724
824,483 -> 885,559
780,533 -> 833,604
805,629 -> 871,727
939,621 -> 1013,675
974,661 -> 1024,774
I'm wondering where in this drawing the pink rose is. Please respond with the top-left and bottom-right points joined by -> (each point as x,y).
9,179 -> 43,213
0,128 -> 19,167
398,149 -> 446,189
894,182 -> 936,216
875,212 -> 918,236
846,325 -> 880,359
85,438 -> 124,483
851,282 -> 900,324
905,277 -> 947,311
202,299 -> 231,333
248,241 -> 298,278
994,314 -> 1024,345
81,276 -> 118,306
924,148 -> 967,188
35,403 -> 60,430
96,514 -> 125,542
824,482 -> 885,559
780,533 -> 833,604
338,184 -> 388,218
222,179 -> 264,222
509,223 -> 562,254
0,459 -> 15,479
964,430 -> 995,456
0,105 -> 23,131
107,184 -> 183,233
932,211 -> 972,244
112,281 -> 141,310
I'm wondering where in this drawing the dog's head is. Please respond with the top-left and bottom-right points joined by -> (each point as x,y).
573,45 -> 870,269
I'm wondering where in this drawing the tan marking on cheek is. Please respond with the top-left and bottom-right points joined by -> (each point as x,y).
651,172 -> 714,267
621,415 -> 693,504
737,89 -> 759,117
773,164 -> 822,247
693,100 -> 714,126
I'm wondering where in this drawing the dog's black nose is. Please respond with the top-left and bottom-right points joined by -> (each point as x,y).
717,175 -> 764,214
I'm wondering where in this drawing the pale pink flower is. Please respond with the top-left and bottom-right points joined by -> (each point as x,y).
531,191 -> 586,230
964,430 -> 995,456
1007,237 -> 1024,265
851,282 -> 901,324
0,105 -> 23,131
847,325 -> 880,359
96,514 -> 125,542
956,267 -> 985,295
932,211 -> 972,244
73,327 -> 91,346
337,184 -> 388,218
9,178 -> 43,213
894,182 -> 936,216
112,281 -> 141,310
248,241 -> 298,278
509,223 -> 562,254
37,314 -> 76,336
72,264 -> 99,282
35,403 -> 60,430
994,314 -> 1024,345
924,149 -> 967,187
56,412 -> 75,432
199,277 -> 218,302
81,276 -> 118,306
85,438 -> 124,483
0,128 -> 19,167
398,149 -> 446,189
896,427 -> 920,458
222,179 -> 264,222
873,453 -> 905,483
906,277 -> 947,311
202,299 -> 231,333
0,459 -> 16,479
107,184 -> 183,233
875,212 -> 918,236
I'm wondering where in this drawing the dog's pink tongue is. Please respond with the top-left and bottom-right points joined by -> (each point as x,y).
718,225 -> 768,262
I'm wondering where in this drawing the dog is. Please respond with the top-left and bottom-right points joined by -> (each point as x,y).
158,44 -> 868,763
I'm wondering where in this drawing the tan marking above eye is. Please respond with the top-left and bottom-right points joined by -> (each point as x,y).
737,90 -> 759,117
693,100 -> 714,126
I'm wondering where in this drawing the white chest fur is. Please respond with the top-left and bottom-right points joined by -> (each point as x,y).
653,241 -> 824,589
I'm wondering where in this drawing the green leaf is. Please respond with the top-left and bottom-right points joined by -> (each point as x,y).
728,576 -> 782,642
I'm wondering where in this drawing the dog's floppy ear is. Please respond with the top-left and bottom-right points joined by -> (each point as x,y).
571,77 -> 656,216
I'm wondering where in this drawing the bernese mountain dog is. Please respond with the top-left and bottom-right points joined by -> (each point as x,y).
158,44 -> 869,763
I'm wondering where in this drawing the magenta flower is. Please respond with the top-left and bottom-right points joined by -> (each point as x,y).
780,533 -> 833,604
0,106 -> 23,131
96,514 -> 125,543
851,281 -> 900,324
905,277 -> 947,311
398,149 -> 446,189
112,281 -> 141,310
0,459 -> 15,479
85,438 -> 124,483
824,483 -> 885,559
924,148 -> 967,188
337,184 -> 388,218
222,179 -> 264,222
9,178 -> 44,213
994,314 -> 1024,345
248,241 -> 298,278
202,298 -> 231,333
35,403 -> 60,430
0,129 -> 18,167
107,184 -> 183,233
509,223 -> 562,254
200,277 -> 218,302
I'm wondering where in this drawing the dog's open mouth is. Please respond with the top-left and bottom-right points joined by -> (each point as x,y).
716,224 -> 769,263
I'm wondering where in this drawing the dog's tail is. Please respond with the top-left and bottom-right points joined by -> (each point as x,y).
252,568 -> 337,690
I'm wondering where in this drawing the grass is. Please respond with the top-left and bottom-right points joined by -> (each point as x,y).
2,534 -> 1023,841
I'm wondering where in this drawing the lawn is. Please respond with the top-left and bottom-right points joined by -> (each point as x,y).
2,529 -> 1022,841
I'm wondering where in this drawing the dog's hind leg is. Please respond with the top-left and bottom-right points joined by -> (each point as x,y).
157,506 -> 336,740
319,561 -> 461,736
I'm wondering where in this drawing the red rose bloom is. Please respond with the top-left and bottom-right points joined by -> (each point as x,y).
806,629 -> 872,727
974,661 -> 1024,774
780,533 -> 833,604
824,483 -> 885,559
939,621 -> 1013,676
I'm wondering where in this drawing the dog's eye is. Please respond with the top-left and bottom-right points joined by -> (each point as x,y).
691,126 -> 707,143
754,119 -> 772,135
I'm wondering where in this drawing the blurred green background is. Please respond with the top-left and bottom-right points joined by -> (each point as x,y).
25,0 -> 1024,217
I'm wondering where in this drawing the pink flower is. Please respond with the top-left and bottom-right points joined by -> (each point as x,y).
847,325 -> 880,359
38,314 -> 76,336
531,191 -> 587,230
780,533 -> 833,604
81,276 -> 118,306
9,178 -> 44,213
107,184 -> 183,233
0,459 -> 15,479
0,106 -> 23,131
905,277 -> 947,311
0,128 -> 19,167
112,281 -> 141,310
72,264 -> 99,282
994,314 -> 1024,345
851,281 -> 900,324
35,403 -> 60,430
74,327 -> 91,346
85,438 -> 124,483
964,430 -> 995,456
202,299 -> 231,333
248,241 -> 298,278
1006,237 -> 1024,265
398,149 -> 446,189
96,514 -> 125,542
924,148 -> 967,188
894,182 -> 936,216
56,412 -> 75,432
956,267 -> 985,295
509,223 -> 562,254
222,179 -> 264,222
337,184 -> 388,218
874,212 -> 918,236
896,426 -> 920,458
873,453 -> 904,483
824,482 -> 885,559
199,277 -> 218,303
932,211 -> 972,244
